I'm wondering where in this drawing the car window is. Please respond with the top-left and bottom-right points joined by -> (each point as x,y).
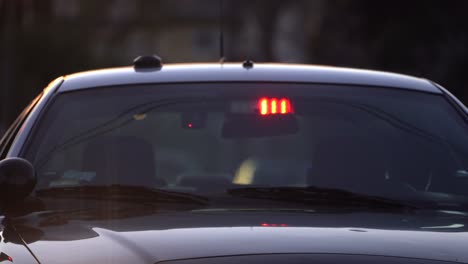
24,83 -> 468,207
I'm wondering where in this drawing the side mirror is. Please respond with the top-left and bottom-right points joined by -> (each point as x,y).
0,158 -> 36,203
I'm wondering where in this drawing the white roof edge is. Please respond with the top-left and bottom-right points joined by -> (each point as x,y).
58,63 -> 441,93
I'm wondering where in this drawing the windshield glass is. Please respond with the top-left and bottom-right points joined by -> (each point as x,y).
24,83 -> 468,208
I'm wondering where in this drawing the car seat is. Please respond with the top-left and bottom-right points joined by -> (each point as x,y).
308,132 -> 387,193
82,136 -> 164,187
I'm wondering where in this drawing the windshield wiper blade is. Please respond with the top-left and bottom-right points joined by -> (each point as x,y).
36,185 -> 209,205
227,186 -> 417,210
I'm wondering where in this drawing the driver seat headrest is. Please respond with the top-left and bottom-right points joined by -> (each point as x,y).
82,136 -> 160,187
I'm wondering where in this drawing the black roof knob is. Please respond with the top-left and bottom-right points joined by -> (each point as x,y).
242,60 -> 254,69
133,55 -> 163,69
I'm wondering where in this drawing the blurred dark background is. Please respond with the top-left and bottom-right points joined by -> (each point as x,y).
1,0 -> 468,134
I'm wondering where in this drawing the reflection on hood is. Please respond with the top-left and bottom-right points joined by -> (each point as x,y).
2,196 -> 468,264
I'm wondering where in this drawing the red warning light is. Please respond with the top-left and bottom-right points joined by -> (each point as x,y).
280,99 -> 291,114
187,123 -> 193,128
271,99 -> 277,114
258,98 -> 293,115
259,98 -> 268,115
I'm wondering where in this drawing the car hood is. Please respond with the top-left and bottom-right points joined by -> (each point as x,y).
4,199 -> 468,264
29,224 -> 468,264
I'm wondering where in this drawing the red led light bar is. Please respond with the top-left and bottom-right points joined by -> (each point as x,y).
261,223 -> 288,227
258,98 -> 293,115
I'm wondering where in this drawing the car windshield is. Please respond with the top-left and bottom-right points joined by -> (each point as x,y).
24,83 -> 468,209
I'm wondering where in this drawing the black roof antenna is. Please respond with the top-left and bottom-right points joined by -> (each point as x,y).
219,0 -> 225,63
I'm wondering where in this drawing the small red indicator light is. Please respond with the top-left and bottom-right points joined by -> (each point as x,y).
259,98 -> 269,115
271,99 -> 277,114
187,123 -> 193,128
258,98 -> 293,115
280,99 -> 291,114
261,223 -> 269,227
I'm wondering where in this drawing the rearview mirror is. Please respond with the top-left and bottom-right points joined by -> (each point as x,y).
0,158 -> 36,204
222,114 -> 299,138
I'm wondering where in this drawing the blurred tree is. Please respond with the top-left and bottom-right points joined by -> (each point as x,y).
1,0 -> 468,133
1,0 -> 23,131
313,0 -> 468,102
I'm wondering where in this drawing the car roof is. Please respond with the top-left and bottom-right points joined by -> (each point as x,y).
58,63 -> 441,93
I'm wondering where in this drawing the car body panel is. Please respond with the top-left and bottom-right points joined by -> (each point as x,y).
3,200 -> 468,264
154,254 -> 463,264
58,64 -> 441,94
0,216 -> 39,264
28,226 -> 467,264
